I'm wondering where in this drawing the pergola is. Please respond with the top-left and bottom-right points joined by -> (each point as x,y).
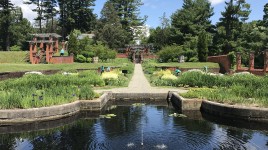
28,33 -> 65,64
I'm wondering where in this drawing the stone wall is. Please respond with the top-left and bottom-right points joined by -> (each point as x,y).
50,56 -> 74,64
207,55 -> 231,73
116,53 -> 128,58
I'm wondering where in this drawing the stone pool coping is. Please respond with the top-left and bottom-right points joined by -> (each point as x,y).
0,92 -> 113,125
0,92 -> 168,125
0,91 -> 268,124
201,100 -> 268,122
169,92 -> 268,122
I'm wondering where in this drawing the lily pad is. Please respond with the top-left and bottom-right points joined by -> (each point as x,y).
169,113 -> 187,118
99,114 -> 117,119
132,103 -> 146,106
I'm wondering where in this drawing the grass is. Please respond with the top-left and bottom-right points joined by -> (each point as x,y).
0,51 -> 28,63
0,58 -> 132,73
143,59 -> 219,68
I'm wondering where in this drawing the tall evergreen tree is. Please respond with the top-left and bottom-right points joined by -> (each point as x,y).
108,0 -> 146,28
197,31 -> 208,62
107,0 -> 146,43
263,3 -> 268,27
94,1 -> 127,49
58,0 -> 96,39
24,0 -> 46,33
171,0 -> 214,45
217,0 -> 250,54
0,0 -> 14,51
170,0 -> 213,61
43,0 -> 58,32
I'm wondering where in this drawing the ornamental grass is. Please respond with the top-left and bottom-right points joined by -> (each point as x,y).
0,69 -> 132,109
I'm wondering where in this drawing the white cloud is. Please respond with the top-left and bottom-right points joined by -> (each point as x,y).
209,0 -> 225,6
11,0 -> 37,23
142,0 -> 159,9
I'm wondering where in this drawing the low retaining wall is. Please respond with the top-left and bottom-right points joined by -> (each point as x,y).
50,56 -> 74,64
112,93 -> 167,100
0,92 -> 112,125
201,100 -> 268,122
170,93 -> 268,122
169,92 -> 202,112
1,91 -> 267,125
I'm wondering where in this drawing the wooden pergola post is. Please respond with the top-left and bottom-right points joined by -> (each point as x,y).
236,52 -> 241,71
249,51 -> 255,71
264,50 -> 268,72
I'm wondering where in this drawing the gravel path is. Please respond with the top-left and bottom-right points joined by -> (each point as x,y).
95,64 -> 188,94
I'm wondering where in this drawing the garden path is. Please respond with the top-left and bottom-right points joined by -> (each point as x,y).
95,64 -> 187,94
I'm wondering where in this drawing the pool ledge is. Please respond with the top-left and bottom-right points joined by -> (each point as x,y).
201,100 -> 268,122
0,92 -> 113,125
169,92 -> 268,122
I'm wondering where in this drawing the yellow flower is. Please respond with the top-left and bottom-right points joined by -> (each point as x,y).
161,74 -> 177,80
153,69 -> 172,77
101,72 -> 118,79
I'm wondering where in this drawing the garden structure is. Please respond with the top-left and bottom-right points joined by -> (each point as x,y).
208,50 -> 268,75
28,33 -> 73,64
116,44 -> 156,63
236,50 -> 268,75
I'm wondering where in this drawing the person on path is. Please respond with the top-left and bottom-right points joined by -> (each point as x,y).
175,68 -> 181,76
100,66 -> 105,74
60,49 -> 65,56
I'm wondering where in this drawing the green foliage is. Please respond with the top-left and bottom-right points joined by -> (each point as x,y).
157,45 -> 183,62
10,45 -> 21,51
58,0 -> 96,37
79,85 -> 95,100
227,51 -> 236,68
0,72 -> 103,109
188,57 -> 198,62
68,30 -> 79,56
76,55 -> 87,63
197,31 -> 208,62
264,3 -> 268,27
171,0 -> 214,46
94,1 -> 128,49
89,43 -> 117,61
217,0 -> 251,54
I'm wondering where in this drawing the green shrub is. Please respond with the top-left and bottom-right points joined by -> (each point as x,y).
79,85 -> 95,100
188,57 -> 199,62
76,55 -> 87,63
10,45 -> 21,51
157,45 -> 183,62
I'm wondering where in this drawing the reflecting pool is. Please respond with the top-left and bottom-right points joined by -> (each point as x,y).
0,102 -> 267,150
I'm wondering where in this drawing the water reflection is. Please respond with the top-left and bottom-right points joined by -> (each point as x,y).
0,103 -> 267,150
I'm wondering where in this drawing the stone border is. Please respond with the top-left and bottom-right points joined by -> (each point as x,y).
0,92 -> 112,125
1,91 -> 268,125
201,100 -> 268,122
169,92 -> 202,111
169,92 -> 268,122
112,93 -> 167,100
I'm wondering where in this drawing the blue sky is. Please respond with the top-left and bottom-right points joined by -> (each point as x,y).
12,0 -> 268,28
93,0 -> 268,28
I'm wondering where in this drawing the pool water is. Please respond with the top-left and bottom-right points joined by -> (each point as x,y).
0,104 -> 267,150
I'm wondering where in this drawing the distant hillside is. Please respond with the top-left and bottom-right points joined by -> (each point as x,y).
0,51 -> 28,63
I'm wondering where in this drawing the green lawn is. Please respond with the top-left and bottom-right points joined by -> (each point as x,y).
143,59 -> 219,69
0,58 -> 132,73
155,62 -> 219,68
0,51 -> 28,63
